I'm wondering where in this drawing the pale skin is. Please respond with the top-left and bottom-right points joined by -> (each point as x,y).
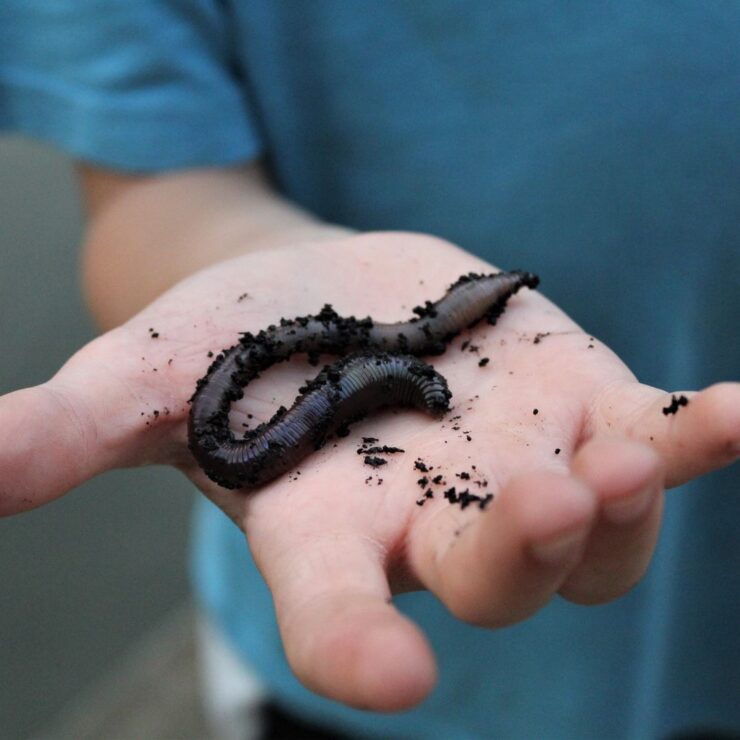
1,162 -> 738,711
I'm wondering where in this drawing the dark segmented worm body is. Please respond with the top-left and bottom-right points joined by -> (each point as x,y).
189,270 -> 539,489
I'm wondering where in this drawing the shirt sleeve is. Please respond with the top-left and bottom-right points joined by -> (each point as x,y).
0,1 -> 264,171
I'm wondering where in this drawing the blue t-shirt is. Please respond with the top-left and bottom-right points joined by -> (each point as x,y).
2,3 -> 738,738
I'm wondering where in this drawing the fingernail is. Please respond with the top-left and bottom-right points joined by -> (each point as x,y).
603,487 -> 655,525
530,529 -> 588,567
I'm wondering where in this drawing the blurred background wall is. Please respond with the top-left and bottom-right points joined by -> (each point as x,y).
0,136 -> 196,738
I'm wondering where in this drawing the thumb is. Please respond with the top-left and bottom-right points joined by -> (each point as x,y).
0,348 -> 183,515
0,383 -> 115,515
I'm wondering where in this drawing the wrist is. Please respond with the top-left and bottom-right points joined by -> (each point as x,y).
79,163 -> 352,329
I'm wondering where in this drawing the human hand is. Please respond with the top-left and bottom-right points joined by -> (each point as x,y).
2,233 -> 738,710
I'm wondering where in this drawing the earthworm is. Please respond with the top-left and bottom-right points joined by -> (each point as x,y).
188,270 -> 539,489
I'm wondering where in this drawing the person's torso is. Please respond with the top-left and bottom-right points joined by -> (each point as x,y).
195,4 -> 740,738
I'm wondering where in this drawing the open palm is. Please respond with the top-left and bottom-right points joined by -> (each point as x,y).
2,233 -> 737,710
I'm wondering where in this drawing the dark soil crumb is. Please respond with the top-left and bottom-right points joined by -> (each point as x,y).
555,448 -> 561,455
415,489 -> 435,506
148,328 -> 159,339
456,471 -> 471,480
662,394 -> 689,415
533,332 -> 551,344
432,474 -> 444,485
362,436 -> 379,444
237,292 -> 250,302
168,358 -> 173,365
417,476 -> 429,488
465,435 -> 472,442
478,357 -> 490,367
533,408 -> 539,415
414,460 -> 430,473
444,487 -> 493,510
364,456 -> 387,467
358,445 -> 405,455
207,351 -> 214,358
461,339 -> 470,352
477,493 -> 494,510
412,300 -> 438,319
587,344 -> 594,349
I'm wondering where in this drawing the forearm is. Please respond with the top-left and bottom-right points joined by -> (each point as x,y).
79,161 -> 350,330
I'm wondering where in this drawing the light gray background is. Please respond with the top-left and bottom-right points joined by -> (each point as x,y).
0,137 -> 194,739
